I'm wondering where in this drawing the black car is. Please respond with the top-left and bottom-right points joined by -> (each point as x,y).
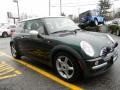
10,17 -> 118,82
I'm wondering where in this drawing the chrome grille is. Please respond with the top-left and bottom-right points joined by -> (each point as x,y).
100,46 -> 114,57
110,46 -> 114,52
100,47 -> 108,57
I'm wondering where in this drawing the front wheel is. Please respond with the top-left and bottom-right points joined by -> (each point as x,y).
11,43 -> 21,59
54,52 -> 81,82
2,32 -> 8,38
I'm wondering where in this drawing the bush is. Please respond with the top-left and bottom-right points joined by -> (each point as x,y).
84,25 -> 108,33
84,26 -> 99,32
108,24 -> 120,34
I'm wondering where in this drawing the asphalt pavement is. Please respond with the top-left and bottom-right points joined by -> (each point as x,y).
0,34 -> 120,90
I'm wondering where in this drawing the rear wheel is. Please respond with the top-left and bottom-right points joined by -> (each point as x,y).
94,19 -> 98,26
2,32 -> 8,38
11,43 -> 21,59
53,52 -> 81,82
103,19 -> 105,25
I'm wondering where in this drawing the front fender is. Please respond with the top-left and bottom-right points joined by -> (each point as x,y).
50,45 -> 83,60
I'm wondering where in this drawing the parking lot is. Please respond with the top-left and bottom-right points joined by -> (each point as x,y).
0,34 -> 120,90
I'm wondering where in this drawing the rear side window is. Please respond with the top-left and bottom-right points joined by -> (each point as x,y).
16,22 -> 25,33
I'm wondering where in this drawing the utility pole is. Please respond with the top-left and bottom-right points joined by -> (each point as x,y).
17,0 -> 20,20
60,0 -> 62,15
13,0 -> 20,21
49,0 -> 51,16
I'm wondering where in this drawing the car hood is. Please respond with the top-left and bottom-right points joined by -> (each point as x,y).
52,31 -> 114,59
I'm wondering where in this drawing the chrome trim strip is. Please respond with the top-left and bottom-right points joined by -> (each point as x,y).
87,57 -> 102,62
113,53 -> 118,62
92,62 -> 107,70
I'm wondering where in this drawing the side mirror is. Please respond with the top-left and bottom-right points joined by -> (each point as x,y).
29,30 -> 38,35
29,30 -> 44,39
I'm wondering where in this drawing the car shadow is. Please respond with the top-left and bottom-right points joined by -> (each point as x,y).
20,56 -> 102,80
20,56 -> 56,76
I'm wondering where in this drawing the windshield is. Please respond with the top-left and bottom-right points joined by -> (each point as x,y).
90,10 -> 99,16
44,17 -> 79,33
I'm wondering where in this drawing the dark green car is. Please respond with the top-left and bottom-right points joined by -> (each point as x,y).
10,17 -> 118,82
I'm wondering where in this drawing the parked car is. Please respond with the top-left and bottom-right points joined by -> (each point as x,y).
79,10 -> 105,28
0,24 -> 16,38
10,17 -> 118,82
108,19 -> 120,36
112,18 -> 120,25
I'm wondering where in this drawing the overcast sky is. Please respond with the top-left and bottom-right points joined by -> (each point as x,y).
0,0 -> 120,23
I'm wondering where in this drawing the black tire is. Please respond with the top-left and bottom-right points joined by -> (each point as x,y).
103,19 -> 105,25
2,32 -> 8,38
11,43 -> 21,59
53,52 -> 81,82
116,30 -> 120,36
94,19 -> 99,26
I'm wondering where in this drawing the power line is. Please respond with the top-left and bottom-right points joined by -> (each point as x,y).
49,0 -> 51,16
51,3 -> 98,7
51,1 -> 98,6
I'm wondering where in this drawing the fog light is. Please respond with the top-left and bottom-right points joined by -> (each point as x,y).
95,61 -> 99,66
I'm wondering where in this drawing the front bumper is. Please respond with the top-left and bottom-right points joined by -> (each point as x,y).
83,47 -> 118,77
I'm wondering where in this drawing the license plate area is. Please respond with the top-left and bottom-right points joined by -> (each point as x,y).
103,52 -> 113,61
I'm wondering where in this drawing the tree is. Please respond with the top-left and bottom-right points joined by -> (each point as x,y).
98,0 -> 112,19
73,16 -> 79,23
61,12 -> 66,16
115,8 -> 120,18
20,13 -> 38,20
20,13 -> 29,20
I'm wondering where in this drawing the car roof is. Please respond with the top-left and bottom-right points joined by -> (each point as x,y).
20,16 -> 65,22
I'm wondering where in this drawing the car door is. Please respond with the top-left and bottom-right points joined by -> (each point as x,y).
14,22 -> 26,53
21,19 -> 52,63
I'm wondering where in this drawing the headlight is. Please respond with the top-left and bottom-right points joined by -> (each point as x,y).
80,41 -> 94,57
106,34 -> 115,43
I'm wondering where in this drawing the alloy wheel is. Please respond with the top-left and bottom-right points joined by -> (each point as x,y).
11,44 -> 17,57
56,56 -> 74,79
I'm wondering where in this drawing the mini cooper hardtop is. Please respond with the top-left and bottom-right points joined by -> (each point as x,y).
10,17 -> 118,82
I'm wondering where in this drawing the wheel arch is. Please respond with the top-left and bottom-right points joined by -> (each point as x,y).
2,31 -> 8,34
2,31 -> 8,36
94,17 -> 98,21
10,40 -> 14,46
50,45 -> 85,73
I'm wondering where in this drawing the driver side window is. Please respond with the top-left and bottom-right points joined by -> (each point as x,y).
24,20 -> 45,35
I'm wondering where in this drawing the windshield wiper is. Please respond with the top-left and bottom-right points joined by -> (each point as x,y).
51,30 -> 72,34
51,29 -> 81,34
